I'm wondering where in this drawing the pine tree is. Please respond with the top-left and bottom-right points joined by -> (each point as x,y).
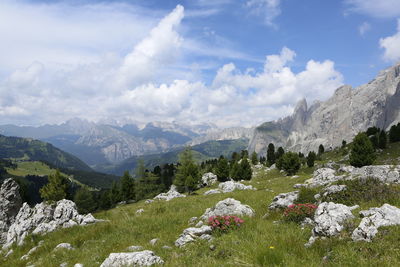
230,161 -> 241,181
378,130 -> 387,149
136,172 -> 163,200
110,181 -> 122,204
267,143 -> 276,166
216,156 -> 230,182
350,132 -> 376,167
184,175 -> 197,194
251,151 -> 258,165
389,123 -> 400,143
275,147 -> 285,160
120,171 -> 135,201
281,152 -> 301,175
174,147 -> 200,193
239,156 -> 253,180
342,140 -> 347,148
40,170 -> 68,202
306,151 -> 317,167
74,187 -> 96,214
318,144 -> 325,155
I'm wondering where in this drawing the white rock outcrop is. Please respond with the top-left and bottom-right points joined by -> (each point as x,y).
269,191 -> 299,210
306,168 -> 343,187
153,185 -> 185,201
306,202 -> 358,246
200,198 -> 255,221
340,165 -> 400,184
54,243 -> 74,250
201,173 -> 218,187
4,199 -> 98,248
218,181 -> 256,193
100,250 -> 164,267
352,204 -> 400,242
175,225 -> 213,247
0,178 -> 23,245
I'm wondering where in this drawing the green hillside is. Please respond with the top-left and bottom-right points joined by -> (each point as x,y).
97,139 -> 249,175
4,143 -> 400,267
0,134 -> 92,171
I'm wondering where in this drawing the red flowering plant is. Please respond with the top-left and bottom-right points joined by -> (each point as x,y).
208,215 -> 244,232
283,203 -> 318,223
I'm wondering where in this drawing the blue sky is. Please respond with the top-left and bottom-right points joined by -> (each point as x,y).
0,0 -> 399,127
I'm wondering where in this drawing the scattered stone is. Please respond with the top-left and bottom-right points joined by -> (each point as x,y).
300,218 -> 315,229
117,201 -> 127,206
55,243 -> 74,250
20,246 -> 38,261
201,173 -> 218,187
218,181 -> 256,193
4,199 -> 99,248
100,251 -> 164,267
200,198 -> 255,221
203,189 -> 221,195
127,245 -> 143,252
145,199 -> 154,204
291,175 -> 299,179
175,225 -> 213,247
153,185 -> 186,201
136,209 -> 144,215
195,221 -> 204,227
162,245 -> 172,250
60,263 -> 68,267
74,264 -> 84,267
306,202 -> 358,247
0,178 -> 23,245
209,244 -> 216,251
188,217 -> 198,225
269,191 -> 299,210
293,184 -> 307,189
352,204 -> 400,242
4,248 -> 13,257
149,238 -> 159,246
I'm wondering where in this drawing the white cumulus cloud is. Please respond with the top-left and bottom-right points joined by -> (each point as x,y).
345,0 -> 400,18
380,19 -> 400,62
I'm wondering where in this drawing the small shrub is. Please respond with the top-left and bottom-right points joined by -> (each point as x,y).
208,215 -> 244,232
295,187 -> 319,204
283,203 -> 318,223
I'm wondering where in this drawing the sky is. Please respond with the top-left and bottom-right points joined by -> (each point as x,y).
0,0 -> 400,127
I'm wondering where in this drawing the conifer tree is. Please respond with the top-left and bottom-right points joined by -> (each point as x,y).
318,144 -> 325,155
120,171 -> 135,201
174,147 -> 200,193
267,143 -> 276,165
350,132 -> 376,167
281,152 -> 301,175
40,170 -> 68,202
216,156 -> 230,182
230,161 -> 240,181
239,156 -> 252,180
251,151 -> 258,165
378,130 -> 387,149
275,147 -> 285,160
74,187 -> 96,214
306,151 -> 317,167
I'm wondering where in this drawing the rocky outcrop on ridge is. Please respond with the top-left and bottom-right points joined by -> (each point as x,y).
249,63 -> 400,154
0,178 -> 22,244
4,199 -> 98,248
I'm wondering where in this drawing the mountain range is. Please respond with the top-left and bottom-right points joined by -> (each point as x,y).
248,63 -> 400,155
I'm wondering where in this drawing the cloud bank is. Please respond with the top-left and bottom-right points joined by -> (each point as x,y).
0,2 -> 344,127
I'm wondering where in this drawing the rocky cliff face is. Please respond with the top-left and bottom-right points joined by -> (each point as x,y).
249,63 -> 400,154
188,127 -> 254,146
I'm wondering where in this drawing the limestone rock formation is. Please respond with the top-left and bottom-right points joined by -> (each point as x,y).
200,198 -> 255,221
269,191 -> 299,210
340,165 -> 400,184
305,168 -> 344,187
175,225 -> 213,247
4,199 -> 98,248
203,189 -> 222,195
218,181 -> 256,193
0,178 -> 22,244
352,204 -> 400,242
201,173 -> 218,187
306,202 -> 358,246
100,250 -> 164,267
153,185 -> 186,201
249,63 -> 400,154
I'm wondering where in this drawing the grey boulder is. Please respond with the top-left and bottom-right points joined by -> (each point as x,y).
200,198 -> 255,221
100,250 -> 164,267
269,191 -> 299,210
